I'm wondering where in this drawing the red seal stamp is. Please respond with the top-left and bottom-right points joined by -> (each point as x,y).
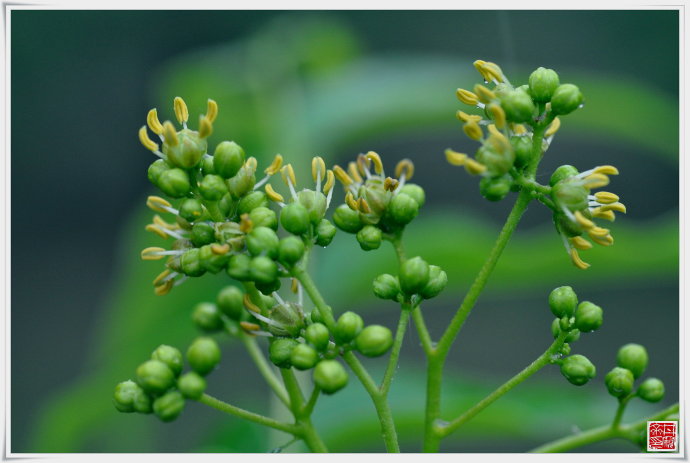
647,421 -> 678,452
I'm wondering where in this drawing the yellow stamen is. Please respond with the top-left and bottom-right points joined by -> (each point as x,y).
487,124 -> 510,152
464,158 -> 487,175
456,88 -> 479,106
162,121 -> 179,146
145,224 -> 167,239
245,157 -> 258,172
574,211 -> 595,229
280,164 -> 296,187
138,126 -> 159,152
589,232 -> 614,247
198,115 -> 213,138
365,151 -> 384,175
153,269 -> 171,286
600,202 -> 627,214
473,84 -> 496,103
147,109 -> 163,135
358,198 -> 371,214
584,173 -> 610,189
291,278 -> 299,294
512,124 -> 527,135
264,154 -> 283,175
588,226 -> 610,237
173,96 -> 189,124
243,294 -> 261,313
482,61 -> 505,83
240,321 -> 261,334
153,215 -> 177,230
570,236 -> 593,250
311,156 -> 326,181
463,121 -> 483,141
384,177 -> 399,192
146,195 -> 172,213
395,159 -> 414,180
345,192 -> 359,211
473,60 -> 490,81
445,149 -> 468,166
356,154 -> 371,175
544,117 -> 561,138
333,165 -> 353,186
594,191 -> 620,204
141,247 -> 166,260
347,162 -> 363,183
154,280 -> 173,296
592,208 -> 616,221
211,243 -> 230,255
456,110 -> 482,123
206,99 -> 218,123
488,103 -> 506,129
239,213 -> 253,233
323,170 -> 335,194
593,165 -> 619,176
570,248 -> 591,270
265,184 -> 285,203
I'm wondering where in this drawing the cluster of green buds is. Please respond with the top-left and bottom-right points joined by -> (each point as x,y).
113,338 -> 220,422
373,256 -> 447,305
604,344 -> 665,403
547,286 -> 603,386
331,152 -> 425,250
445,60 -> 625,270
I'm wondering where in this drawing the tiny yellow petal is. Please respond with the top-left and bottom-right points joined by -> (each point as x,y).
265,183 -> 285,203
311,156 -> 326,181
173,96 -> 189,124
464,158 -> 487,175
333,165 -> 353,187
147,109 -> 163,135
198,115 -> 213,138
365,151 -> 384,175
162,121 -> 179,146
395,159 -> 414,180
264,154 -> 284,175
445,149 -> 468,166
141,247 -> 166,260
146,195 -> 172,213
206,99 -> 218,123
545,117 -> 561,138
570,248 -> 591,270
570,236 -> 593,250
323,170 -> 335,194
138,126 -> 159,151
456,88 -> 479,106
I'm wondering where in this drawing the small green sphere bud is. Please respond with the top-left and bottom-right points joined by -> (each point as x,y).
249,206 -> 278,230
216,286 -> 244,320
114,380 -> 151,413
269,338 -> 299,368
157,168 -> 191,198
227,253 -> 252,281
500,89 -> 535,123
186,337 -> 221,376
297,190 -> 328,226
373,274 -> 400,301
420,265 -> 448,299
238,190 -> 269,215
550,84 -> 584,116
479,175 -> 512,201
192,302 -> 224,332
280,202 -> 310,235
560,354 -> 596,386
213,141 -> 245,179
356,225 -> 382,251
551,318 -> 580,343
290,344 -> 319,371
190,222 -> 215,247
510,136 -> 532,169
616,343 -> 648,379
334,311 -> 364,344
136,360 -> 175,395
218,193 -> 234,218
255,278 -> 281,295
180,248 -> 205,277
249,256 -> 278,284
315,219 -> 337,247
278,236 -> 305,266
305,323 -> 330,351
549,286 -> 578,318
552,180 -> 589,211
475,145 -> 515,178
201,155 -> 216,176
399,184 -> 425,207
148,159 -> 171,185
246,226 -> 280,259
151,345 -> 184,377
313,360 -> 348,394
179,198 -> 204,223
355,325 -> 393,357
575,301 -> 603,333
333,204 -> 363,233
605,367 -> 635,398
227,164 -> 256,198
528,67 -> 560,103
164,129 -> 207,169
199,174 -> 228,201
549,165 -> 579,187
153,390 -> 185,422
177,371 -> 207,399
199,245 -> 229,274
310,309 -> 323,325
559,343 -> 571,356
389,193 -> 419,225
399,256 -> 430,295
638,378 -> 665,403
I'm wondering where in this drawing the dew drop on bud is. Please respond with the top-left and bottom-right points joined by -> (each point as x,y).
578,103 -> 585,109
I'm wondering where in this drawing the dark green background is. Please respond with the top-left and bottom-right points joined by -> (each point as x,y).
11,10 -> 678,453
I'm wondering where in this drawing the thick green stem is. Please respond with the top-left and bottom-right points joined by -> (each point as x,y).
240,335 -> 290,407
197,393 -> 296,434
280,368 -> 329,452
611,395 -> 634,430
291,266 -> 336,331
380,309 -> 410,395
411,306 -> 434,356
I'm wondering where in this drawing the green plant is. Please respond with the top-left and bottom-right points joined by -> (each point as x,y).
115,60 -> 677,453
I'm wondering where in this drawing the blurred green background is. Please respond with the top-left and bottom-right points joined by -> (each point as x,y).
11,10 -> 678,453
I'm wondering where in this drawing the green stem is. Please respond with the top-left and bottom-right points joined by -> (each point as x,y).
380,309 -> 410,395
280,368 -> 304,414
411,306 -> 434,356
437,331 -> 568,438
611,394 -> 634,430
240,334 -> 290,407
290,266 -> 336,331
280,368 -> 329,452
197,393 -> 297,434
302,385 -> 321,416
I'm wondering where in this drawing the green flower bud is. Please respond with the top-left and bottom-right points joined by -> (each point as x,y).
549,165 -> 579,187
333,204 -> 364,234
399,256 -> 430,295
216,286 -> 244,320
574,301 -> 603,333
280,202 -> 310,235
177,371 -> 206,399
199,174 -> 228,201
356,225 -> 382,251
278,236 -> 305,266
605,367 -> 635,398
186,337 -> 221,376
559,343 -> 571,356
373,274 -> 400,301
560,354 -> 596,386
163,129 -> 207,169
313,359 -> 348,394
192,302 -> 224,332
269,338 -> 299,368
249,256 -> 278,284
153,390 -> 185,422
334,311 -> 364,344
616,343 -> 648,379
548,286 -> 578,318
201,155 -> 216,176
180,248 -> 206,277
151,345 -> 184,377
213,141 -> 245,179
360,183 -> 391,218
148,159 -> 171,185
190,222 -> 215,247
475,145 -> 515,177
297,190 -> 328,226
355,325 -> 393,357
238,190 -> 269,215
551,318 -> 580,343
638,378 -> 665,403
399,183 -> 426,208
550,83 -> 584,116
218,193 -> 235,218
528,67 -> 560,103
255,278 -> 281,295
227,253 -> 252,281
249,206 -> 278,230
268,301 -> 304,337
113,380 -> 151,413
157,168 -> 191,198
479,175 -> 512,201
510,136 -> 532,169
305,323 -> 330,351
554,211 -> 585,238
198,244 -> 229,274
179,198 -> 204,223
315,219 -> 337,247
500,89 -> 535,123
227,163 -> 256,198
420,265 -> 448,299
310,309 -> 323,325
389,193 -> 419,225
552,180 -> 589,211
246,226 -> 280,259
290,344 -> 319,371
136,360 -> 175,395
